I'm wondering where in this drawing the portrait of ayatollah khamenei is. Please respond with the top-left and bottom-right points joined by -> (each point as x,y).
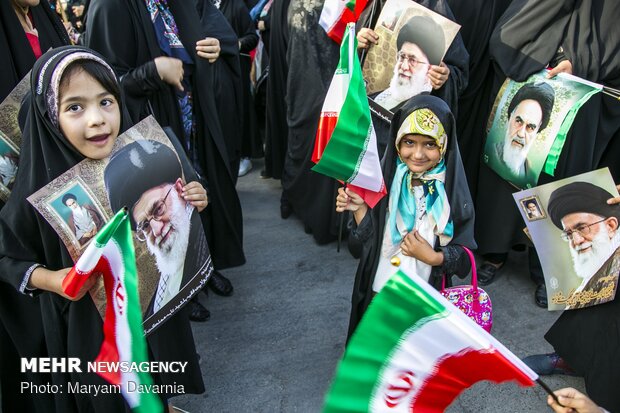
28,116 -> 213,335
362,0 -> 460,114
513,168 -> 620,311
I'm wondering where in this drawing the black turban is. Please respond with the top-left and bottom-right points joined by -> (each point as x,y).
61,193 -> 77,205
104,140 -> 182,228
396,15 -> 445,66
547,181 -> 620,229
507,81 -> 555,132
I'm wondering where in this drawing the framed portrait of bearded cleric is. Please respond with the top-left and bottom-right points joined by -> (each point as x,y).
513,168 -> 620,311
0,74 -> 30,202
483,71 -> 602,190
362,0 -> 460,117
28,116 -> 213,335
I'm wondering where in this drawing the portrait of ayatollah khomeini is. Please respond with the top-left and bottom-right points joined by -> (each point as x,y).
104,140 -> 209,316
547,181 -> 620,309
373,15 -> 444,111
492,82 -> 555,182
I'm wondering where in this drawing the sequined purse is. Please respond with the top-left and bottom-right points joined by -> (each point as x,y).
440,246 -> 493,333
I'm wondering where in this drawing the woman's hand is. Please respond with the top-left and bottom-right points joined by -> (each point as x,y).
401,230 -> 443,266
196,38 -> 221,63
29,267 -> 98,301
607,184 -> 620,205
547,387 -> 605,413
427,62 -> 450,90
546,60 -> 573,78
357,28 -> 379,50
154,56 -> 184,91
335,187 -> 368,224
183,181 -> 209,212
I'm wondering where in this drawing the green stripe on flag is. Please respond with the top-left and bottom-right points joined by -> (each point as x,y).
94,208 -> 128,248
543,86 -> 601,176
312,30 -> 370,182
116,214 -> 162,413
323,271 -> 449,413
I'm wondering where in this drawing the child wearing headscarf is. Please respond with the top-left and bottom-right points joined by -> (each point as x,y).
336,95 -> 476,338
0,46 -> 204,412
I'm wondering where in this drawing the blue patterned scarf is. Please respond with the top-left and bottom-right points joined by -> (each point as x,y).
388,109 -> 454,246
144,0 -> 193,145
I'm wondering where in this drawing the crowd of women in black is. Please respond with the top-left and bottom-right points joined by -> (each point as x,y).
1,0 -> 619,411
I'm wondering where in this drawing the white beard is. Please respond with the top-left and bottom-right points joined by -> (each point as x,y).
502,130 -> 534,175
569,227 -> 618,280
146,195 -> 192,277
387,65 -> 432,103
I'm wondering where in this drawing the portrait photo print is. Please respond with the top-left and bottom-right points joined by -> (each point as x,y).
362,0 -> 460,113
513,168 -> 620,311
0,131 -> 19,199
484,70 -> 602,189
28,116 -> 213,334
0,73 -> 29,202
520,195 -> 546,222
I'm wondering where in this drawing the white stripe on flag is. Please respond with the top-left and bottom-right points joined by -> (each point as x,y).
349,125 -> 384,192
74,243 -> 105,274
319,0 -> 348,33
104,240 -> 141,407
370,312 -> 488,412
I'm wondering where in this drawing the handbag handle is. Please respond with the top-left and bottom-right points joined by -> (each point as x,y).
441,246 -> 477,290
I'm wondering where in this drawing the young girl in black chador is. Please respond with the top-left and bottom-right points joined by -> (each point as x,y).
0,46 -> 206,412
336,95 -> 476,338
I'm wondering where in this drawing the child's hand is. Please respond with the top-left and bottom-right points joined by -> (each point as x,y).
427,62 -> 450,90
336,187 -> 368,225
335,187 -> 365,212
30,267 -> 98,301
401,230 -> 443,266
357,28 -> 379,49
183,181 -> 208,212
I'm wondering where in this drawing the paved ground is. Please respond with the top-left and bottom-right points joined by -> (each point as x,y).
174,159 -> 585,413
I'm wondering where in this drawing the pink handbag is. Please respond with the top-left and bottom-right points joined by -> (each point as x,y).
440,247 -> 493,333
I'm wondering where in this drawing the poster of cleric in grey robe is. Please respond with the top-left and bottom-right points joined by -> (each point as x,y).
28,116 -> 213,335
513,168 -> 620,311
0,74 -> 29,202
362,0 -> 460,114
484,71 -> 602,189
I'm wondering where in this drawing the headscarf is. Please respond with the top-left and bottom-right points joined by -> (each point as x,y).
0,45 -> 129,288
388,107 -> 453,246
384,95 -> 475,248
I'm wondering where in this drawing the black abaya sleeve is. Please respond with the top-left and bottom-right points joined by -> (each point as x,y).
119,61 -> 168,99
237,4 -> 259,53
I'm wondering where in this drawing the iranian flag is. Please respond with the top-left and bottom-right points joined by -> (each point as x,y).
312,24 -> 386,208
62,210 -> 163,413
319,0 -> 368,43
323,270 -> 538,412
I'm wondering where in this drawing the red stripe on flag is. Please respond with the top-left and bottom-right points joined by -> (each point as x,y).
312,112 -> 339,163
62,266 -> 95,299
93,256 -> 123,385
348,183 -> 387,209
325,0 -> 369,43
408,348 -> 535,412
